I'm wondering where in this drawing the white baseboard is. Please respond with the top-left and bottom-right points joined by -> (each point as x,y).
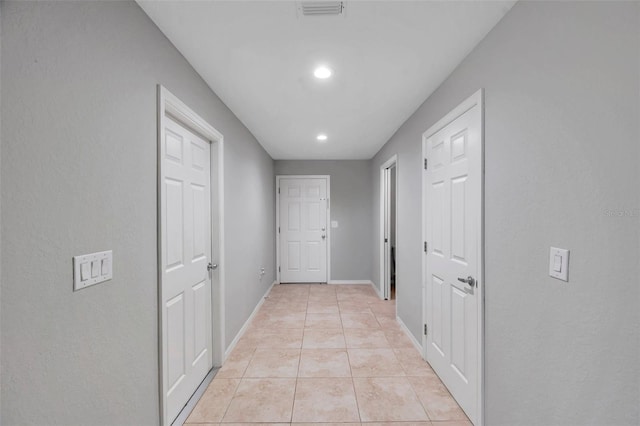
327,279 -> 374,285
370,281 -> 383,300
172,367 -> 216,426
224,280 -> 276,360
396,315 -> 423,354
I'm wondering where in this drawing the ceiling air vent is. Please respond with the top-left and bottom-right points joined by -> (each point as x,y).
297,1 -> 346,18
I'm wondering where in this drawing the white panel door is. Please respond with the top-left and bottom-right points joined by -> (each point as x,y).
279,178 -> 328,283
424,98 -> 482,424
162,117 -> 213,423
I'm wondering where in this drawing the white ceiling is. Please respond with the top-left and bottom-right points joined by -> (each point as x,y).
138,1 -> 515,159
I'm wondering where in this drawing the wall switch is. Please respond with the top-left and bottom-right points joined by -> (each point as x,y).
80,262 -> 91,281
74,250 -> 113,291
101,258 -> 109,275
331,220 -> 339,228
549,247 -> 569,281
91,260 -> 100,278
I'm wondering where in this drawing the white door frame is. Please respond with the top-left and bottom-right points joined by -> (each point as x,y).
421,89 -> 484,426
276,175 -> 331,283
157,85 -> 225,426
379,155 -> 398,300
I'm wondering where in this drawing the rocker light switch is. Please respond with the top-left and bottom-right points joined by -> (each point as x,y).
73,250 -> 113,291
80,262 -> 91,281
549,247 -> 569,282
91,260 -> 100,278
101,258 -> 109,275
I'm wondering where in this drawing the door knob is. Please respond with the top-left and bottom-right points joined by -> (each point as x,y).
207,263 -> 218,271
321,235 -> 326,240
457,276 -> 475,287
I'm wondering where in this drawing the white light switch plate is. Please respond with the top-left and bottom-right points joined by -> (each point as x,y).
73,250 -> 113,291
549,247 -> 569,281
331,220 -> 339,228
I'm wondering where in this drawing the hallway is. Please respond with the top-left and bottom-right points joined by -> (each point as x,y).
185,284 -> 470,425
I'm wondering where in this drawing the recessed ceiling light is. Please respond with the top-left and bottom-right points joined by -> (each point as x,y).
313,66 -> 333,79
317,133 -> 328,141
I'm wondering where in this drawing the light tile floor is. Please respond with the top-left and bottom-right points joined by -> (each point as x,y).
186,284 -> 470,426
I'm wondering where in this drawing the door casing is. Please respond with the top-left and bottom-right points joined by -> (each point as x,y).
157,85 -> 225,426
276,175 -> 331,283
421,89 -> 485,426
379,155 -> 398,301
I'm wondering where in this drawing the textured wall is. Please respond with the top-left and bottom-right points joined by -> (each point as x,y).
371,1 -> 639,424
0,4 -> 3,419
275,160 -> 372,281
1,1 -> 274,424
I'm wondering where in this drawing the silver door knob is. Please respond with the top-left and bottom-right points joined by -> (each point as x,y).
321,235 -> 326,239
207,263 -> 218,271
457,276 -> 475,287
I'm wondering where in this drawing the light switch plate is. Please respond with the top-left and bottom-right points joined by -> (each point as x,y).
73,250 -> 113,291
549,247 -> 569,281
331,220 -> 339,228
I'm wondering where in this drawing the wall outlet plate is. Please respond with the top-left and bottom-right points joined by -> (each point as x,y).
73,250 -> 113,291
549,247 -> 569,282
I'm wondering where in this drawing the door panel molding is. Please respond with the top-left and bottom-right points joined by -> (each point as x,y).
158,85 -> 225,426
421,89 -> 484,426
276,175 -> 330,283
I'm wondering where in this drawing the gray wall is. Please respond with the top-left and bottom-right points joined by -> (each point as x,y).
275,160 -> 372,281
1,2 -> 274,425
0,4 -> 3,419
371,1 -> 639,425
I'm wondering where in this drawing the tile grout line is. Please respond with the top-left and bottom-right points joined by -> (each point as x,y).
340,299 -> 363,424
217,372 -> 243,424
405,372 -> 433,422
289,287 -> 309,424
290,307 -> 305,425
236,347 -> 256,379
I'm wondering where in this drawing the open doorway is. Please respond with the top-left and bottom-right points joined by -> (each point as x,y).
380,155 -> 398,301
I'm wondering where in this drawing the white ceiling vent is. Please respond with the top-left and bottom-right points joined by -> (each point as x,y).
297,1 -> 346,18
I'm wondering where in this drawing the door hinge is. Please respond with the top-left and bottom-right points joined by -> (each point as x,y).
424,241 -> 427,252
424,324 -> 428,336
278,226 -> 280,234
278,187 -> 280,194
278,266 -> 281,272
424,158 -> 428,170
384,238 -> 388,243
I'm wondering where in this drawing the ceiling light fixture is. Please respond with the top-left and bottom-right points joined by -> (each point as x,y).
313,66 -> 333,79
317,133 -> 328,141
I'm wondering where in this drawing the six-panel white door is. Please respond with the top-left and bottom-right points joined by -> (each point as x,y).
162,117 -> 213,423
279,178 -> 328,283
424,100 -> 481,424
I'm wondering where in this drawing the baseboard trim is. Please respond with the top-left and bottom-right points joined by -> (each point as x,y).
370,281 -> 383,300
396,315 -> 423,354
224,280 -> 276,360
327,279 -> 374,285
172,367 -> 217,426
